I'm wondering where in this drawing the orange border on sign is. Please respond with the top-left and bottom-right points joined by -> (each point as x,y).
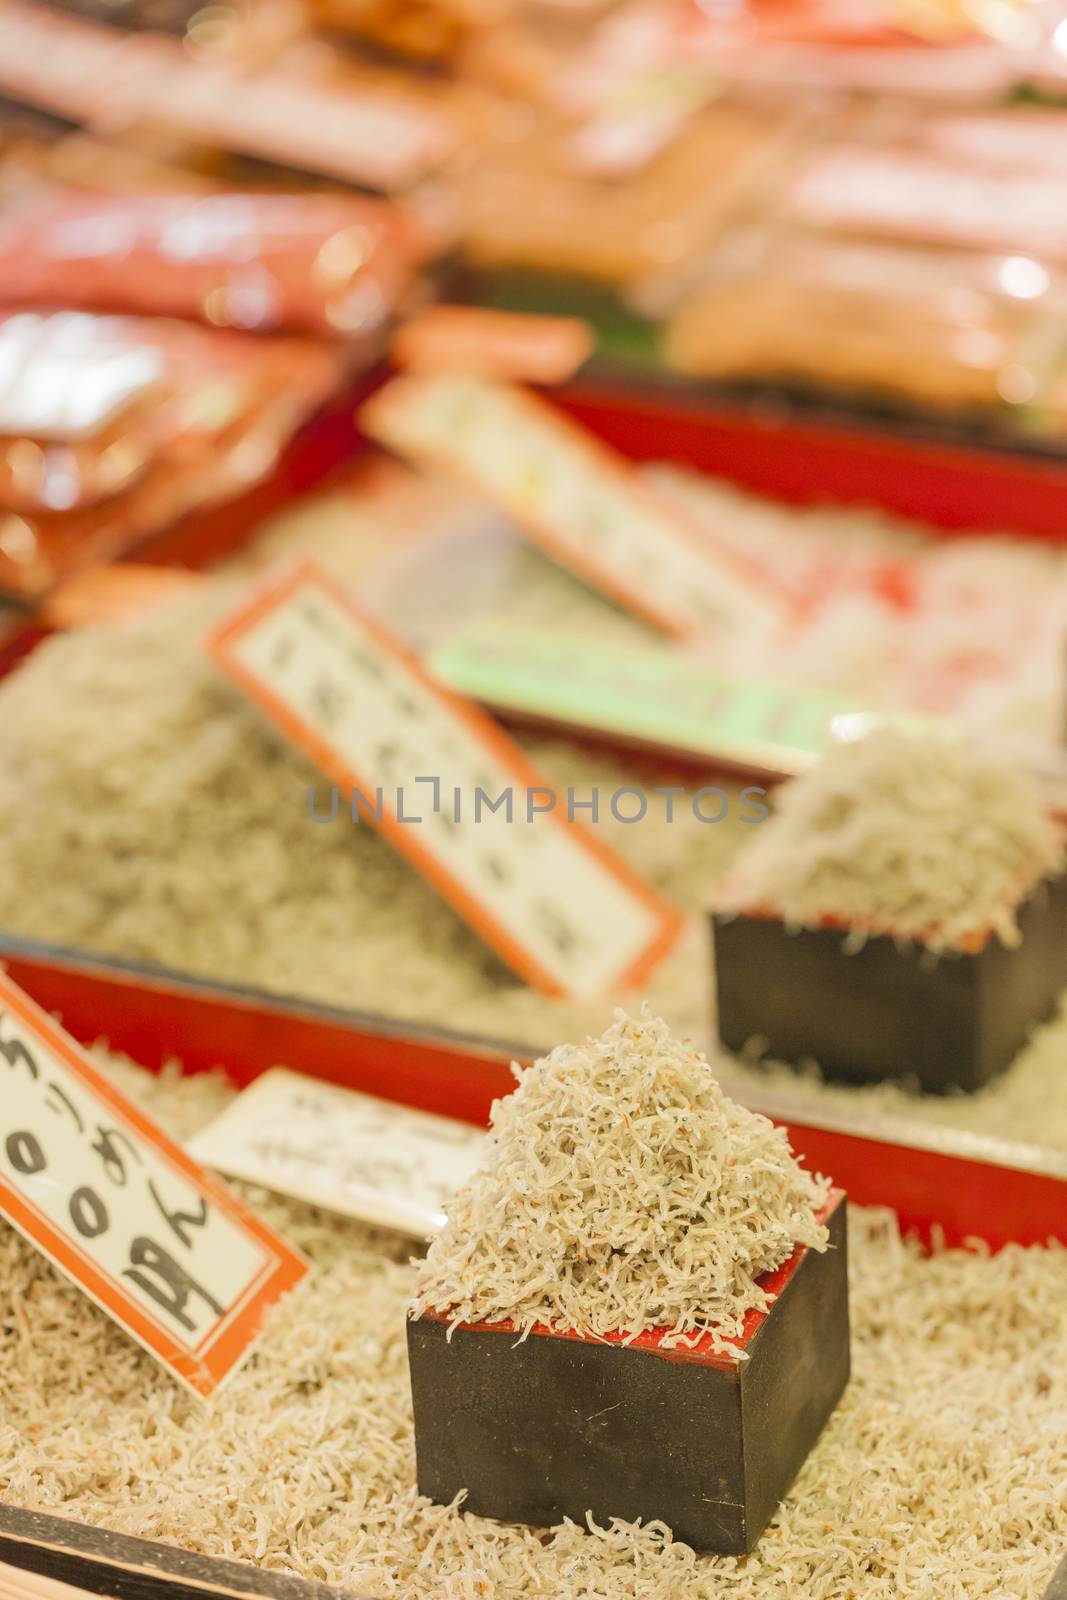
0,972 -> 308,1397
209,563 -> 686,1000
361,376 -> 790,644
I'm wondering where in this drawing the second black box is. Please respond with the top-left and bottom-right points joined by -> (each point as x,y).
713,874 -> 1067,1093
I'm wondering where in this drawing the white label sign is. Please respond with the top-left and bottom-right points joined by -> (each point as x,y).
188,1069 -> 486,1239
0,972 -> 308,1396
362,374 -> 790,644
210,565 -> 684,1001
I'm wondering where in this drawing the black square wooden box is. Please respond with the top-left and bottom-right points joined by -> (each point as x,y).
713,875 -> 1067,1094
407,1191 -> 848,1555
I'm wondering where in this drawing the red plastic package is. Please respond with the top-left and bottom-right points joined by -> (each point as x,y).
0,188 -> 427,337
0,309 -> 343,598
0,309 -> 170,512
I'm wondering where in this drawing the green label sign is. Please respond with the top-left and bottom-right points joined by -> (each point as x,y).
430,625 -> 876,778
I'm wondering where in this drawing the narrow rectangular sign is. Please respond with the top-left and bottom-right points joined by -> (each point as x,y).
430,622 -> 866,778
188,1068 -> 486,1240
0,971 -> 308,1398
210,564 -> 684,1000
361,373 -> 790,645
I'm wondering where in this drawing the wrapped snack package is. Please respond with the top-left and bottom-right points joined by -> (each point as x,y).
665,231 -> 1062,416
142,54 -> 461,194
40,560 -> 207,627
917,108 -> 1067,173
456,1 -> 620,103
0,2 -> 460,194
512,0 -> 1019,100
34,0 -> 217,34
843,104 -> 1067,175
0,309 -> 342,598
459,1 -> 725,178
0,187 -> 427,337
0,310 -> 169,512
454,101 -> 792,287
15,128 -> 219,196
311,0 -> 509,61
786,142 -> 1067,259
37,0 -> 311,60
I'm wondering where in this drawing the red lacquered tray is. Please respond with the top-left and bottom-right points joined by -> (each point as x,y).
0,346 -> 1066,1600
555,382 -> 1067,543
1,373 -> 1066,1252
0,936 -> 1063,1598
421,1187 -> 845,1369
1,936 -> 1064,1253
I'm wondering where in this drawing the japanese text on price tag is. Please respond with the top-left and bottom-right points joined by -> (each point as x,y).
362,373 -> 789,644
210,564 -> 684,1000
189,1068 -> 486,1240
0,972 -> 308,1397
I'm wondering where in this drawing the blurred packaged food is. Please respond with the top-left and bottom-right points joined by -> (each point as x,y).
0,187 -> 427,336
454,100 -> 795,288
664,230 -> 1065,418
37,0 -> 220,34
0,309 -> 343,598
391,305 -> 593,381
312,0 -> 509,60
785,142 -> 1067,258
0,2 -> 462,191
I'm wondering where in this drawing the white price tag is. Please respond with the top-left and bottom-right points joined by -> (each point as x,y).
210,564 -> 683,1001
362,374 -> 790,644
0,972 -> 308,1397
188,1069 -> 486,1239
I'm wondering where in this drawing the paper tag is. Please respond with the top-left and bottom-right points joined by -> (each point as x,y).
210,565 -> 684,1000
431,622 -> 869,778
0,972 -> 308,1397
362,374 -> 790,645
188,1069 -> 486,1239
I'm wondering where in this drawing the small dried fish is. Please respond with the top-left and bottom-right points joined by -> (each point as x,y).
411,1010 -> 831,1353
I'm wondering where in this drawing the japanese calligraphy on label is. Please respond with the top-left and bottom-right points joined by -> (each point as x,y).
210,564 -> 684,1000
188,1069 -> 486,1240
0,972 -> 308,1397
362,373 -> 789,645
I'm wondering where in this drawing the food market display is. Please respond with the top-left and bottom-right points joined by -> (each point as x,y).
1,1 -> 1067,1595
1,1039 -> 1064,1598
4,446 -> 1067,1145
1,0 -> 1067,436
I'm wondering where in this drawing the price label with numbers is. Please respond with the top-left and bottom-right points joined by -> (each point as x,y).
0,971 -> 309,1397
362,373 -> 790,645
210,564 -> 684,1000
